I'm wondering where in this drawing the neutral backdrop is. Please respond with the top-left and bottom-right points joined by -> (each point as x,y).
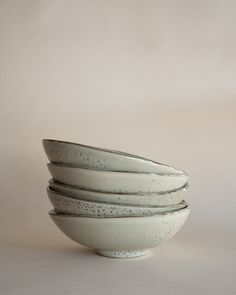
1,1 -> 235,294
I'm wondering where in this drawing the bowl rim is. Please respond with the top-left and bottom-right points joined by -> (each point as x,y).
48,178 -> 189,196
43,138 -> 186,174
48,205 -> 190,219
47,186 -> 188,209
47,162 -> 188,177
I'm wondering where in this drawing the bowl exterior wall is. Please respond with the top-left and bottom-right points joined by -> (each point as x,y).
50,208 -> 190,251
49,180 -> 187,206
43,140 -> 182,174
48,164 -> 188,194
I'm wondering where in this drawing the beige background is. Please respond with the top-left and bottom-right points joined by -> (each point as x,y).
0,1 -> 235,294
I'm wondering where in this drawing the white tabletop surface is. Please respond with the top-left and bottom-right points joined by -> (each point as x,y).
1,223 -> 235,295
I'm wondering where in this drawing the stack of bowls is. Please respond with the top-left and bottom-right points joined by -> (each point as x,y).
43,139 -> 190,258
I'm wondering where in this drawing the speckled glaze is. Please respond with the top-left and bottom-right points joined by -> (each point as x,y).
49,179 -> 188,206
49,206 -> 190,258
47,188 -> 187,217
97,249 -> 148,258
47,163 -> 188,194
43,139 -> 185,174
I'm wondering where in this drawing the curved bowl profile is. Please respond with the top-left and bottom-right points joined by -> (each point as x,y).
49,206 -> 190,258
49,179 -> 188,206
47,188 -> 188,217
43,139 -> 186,174
47,163 -> 188,194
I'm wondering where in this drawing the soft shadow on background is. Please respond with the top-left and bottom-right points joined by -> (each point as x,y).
0,1 -> 235,294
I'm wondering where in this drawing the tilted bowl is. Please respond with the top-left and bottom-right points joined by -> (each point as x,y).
47,188 -> 188,217
49,179 -> 188,206
47,163 -> 188,194
49,206 -> 190,258
43,139 -> 185,174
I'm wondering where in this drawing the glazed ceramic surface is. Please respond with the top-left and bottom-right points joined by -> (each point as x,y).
49,179 -> 188,206
47,188 -> 188,217
43,139 -> 185,174
47,163 -> 188,194
49,206 -> 190,258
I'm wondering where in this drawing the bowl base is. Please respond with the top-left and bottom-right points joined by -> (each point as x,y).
96,249 -> 149,258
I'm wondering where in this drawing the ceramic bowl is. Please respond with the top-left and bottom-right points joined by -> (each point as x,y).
47,188 -> 188,217
43,139 -> 185,174
47,163 -> 188,194
49,206 -> 190,258
49,179 -> 188,206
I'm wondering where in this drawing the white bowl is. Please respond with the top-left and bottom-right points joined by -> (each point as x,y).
43,139 -> 184,174
47,163 -> 188,194
49,206 -> 190,258
47,188 -> 188,217
49,179 -> 188,206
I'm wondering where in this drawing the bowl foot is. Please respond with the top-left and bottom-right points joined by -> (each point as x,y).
96,249 -> 149,258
